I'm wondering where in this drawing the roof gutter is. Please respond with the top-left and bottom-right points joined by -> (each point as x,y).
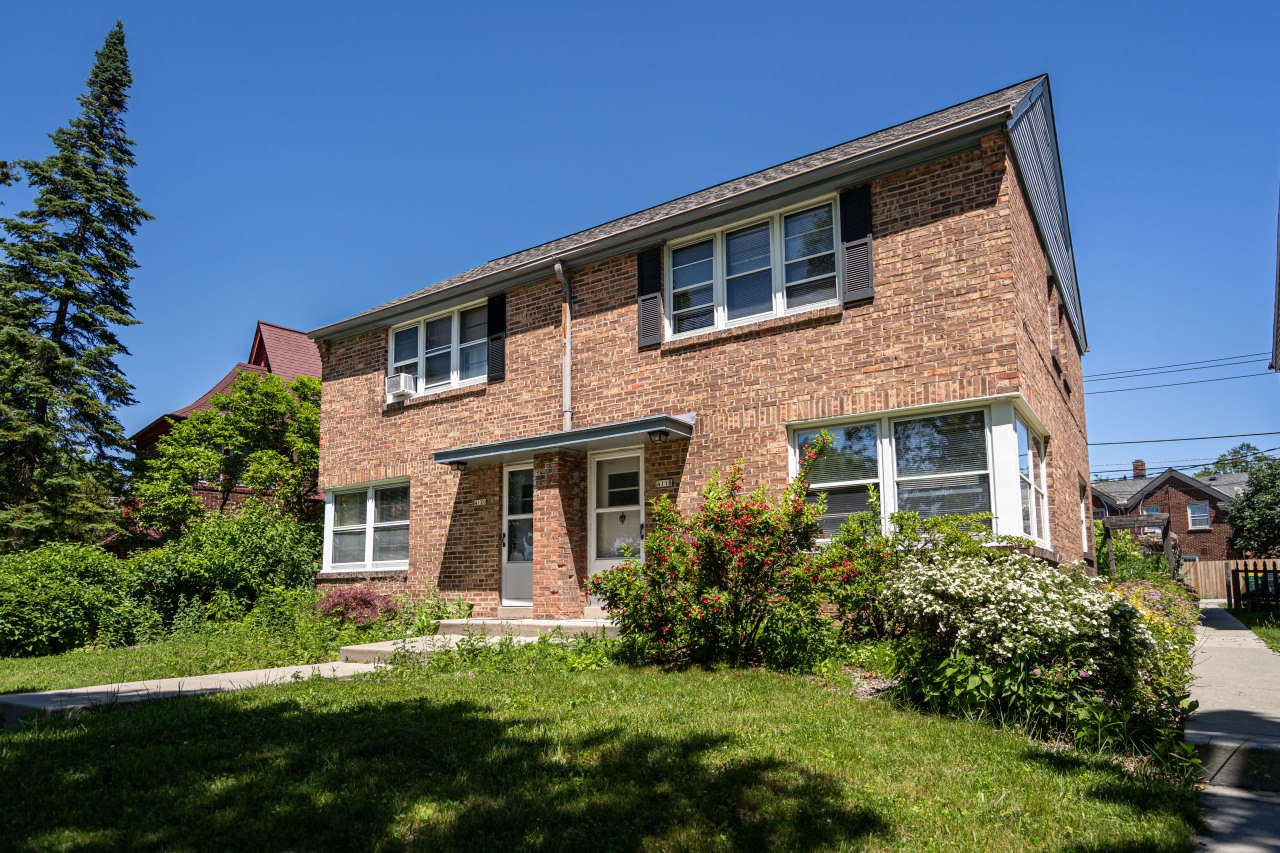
309,105 -> 1014,343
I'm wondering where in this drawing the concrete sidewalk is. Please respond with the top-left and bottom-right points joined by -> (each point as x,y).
0,660 -> 378,728
1188,605 -> 1280,792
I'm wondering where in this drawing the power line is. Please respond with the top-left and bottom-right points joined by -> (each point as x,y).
1084,372 -> 1275,395
1089,446 -> 1280,475
1089,431 -> 1280,446
1083,352 -> 1270,379
1084,358 -> 1268,382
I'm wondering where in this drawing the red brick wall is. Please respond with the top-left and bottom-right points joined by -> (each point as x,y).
1003,137 -> 1093,564
316,132 -> 1090,611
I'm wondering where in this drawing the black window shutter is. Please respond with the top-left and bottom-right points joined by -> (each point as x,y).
486,293 -> 506,381
839,184 -> 874,306
636,246 -> 663,348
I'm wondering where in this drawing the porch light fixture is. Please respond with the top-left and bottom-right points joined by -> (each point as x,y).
448,461 -> 467,472
647,430 -> 670,444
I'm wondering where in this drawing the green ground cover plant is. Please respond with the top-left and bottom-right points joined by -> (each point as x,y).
1227,608 -> 1280,654
0,655 -> 1200,852
0,585 -> 470,694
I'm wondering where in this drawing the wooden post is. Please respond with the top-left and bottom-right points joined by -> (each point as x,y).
1105,526 -> 1114,578
1163,519 -> 1177,580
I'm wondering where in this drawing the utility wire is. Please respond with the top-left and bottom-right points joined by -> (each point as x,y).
1084,372 -> 1275,395
1083,352 -> 1270,379
1084,359 -> 1268,382
1089,431 -> 1280,446
1090,446 -> 1280,475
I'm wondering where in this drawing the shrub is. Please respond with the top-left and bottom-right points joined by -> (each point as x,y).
886,550 -> 1197,755
314,587 -> 400,626
0,543 -> 149,656
815,500 -> 1025,640
587,434 -> 840,670
124,500 -> 320,619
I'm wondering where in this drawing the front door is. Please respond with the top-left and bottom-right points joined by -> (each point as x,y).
588,450 -> 644,597
503,465 -> 534,605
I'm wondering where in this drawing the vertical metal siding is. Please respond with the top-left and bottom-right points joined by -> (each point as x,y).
1008,88 -> 1087,349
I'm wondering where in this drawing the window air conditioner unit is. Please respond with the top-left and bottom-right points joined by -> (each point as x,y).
386,373 -> 416,397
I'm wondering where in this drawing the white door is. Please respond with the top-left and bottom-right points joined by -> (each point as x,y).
503,465 -> 534,605
588,450 -> 644,595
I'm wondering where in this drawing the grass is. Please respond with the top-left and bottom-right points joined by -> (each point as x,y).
0,656 -> 1200,852
1227,608 -> 1280,653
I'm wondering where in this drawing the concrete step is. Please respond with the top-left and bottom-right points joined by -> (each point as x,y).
434,618 -> 619,639
0,661 -> 378,728
1188,731 -> 1280,793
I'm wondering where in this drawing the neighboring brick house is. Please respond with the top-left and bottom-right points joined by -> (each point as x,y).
309,75 -> 1094,618
1091,460 -> 1247,561
131,321 -> 322,510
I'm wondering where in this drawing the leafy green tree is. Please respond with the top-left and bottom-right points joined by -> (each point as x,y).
1195,442 -> 1274,477
131,372 -> 322,533
0,22 -> 151,548
1224,457 -> 1280,557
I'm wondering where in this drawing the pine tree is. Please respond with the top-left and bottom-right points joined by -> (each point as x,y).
0,22 -> 151,548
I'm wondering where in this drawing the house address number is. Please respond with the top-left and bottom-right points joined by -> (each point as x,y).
655,479 -> 673,488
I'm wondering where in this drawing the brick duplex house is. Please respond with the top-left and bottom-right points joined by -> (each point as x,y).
308,75 -> 1093,618
1091,460 -> 1247,561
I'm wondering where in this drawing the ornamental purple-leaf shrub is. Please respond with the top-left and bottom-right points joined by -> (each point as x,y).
314,587 -> 399,626
587,432 -> 852,669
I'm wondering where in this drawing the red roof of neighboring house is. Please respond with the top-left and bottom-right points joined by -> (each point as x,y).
248,321 -> 323,384
131,321 -> 322,448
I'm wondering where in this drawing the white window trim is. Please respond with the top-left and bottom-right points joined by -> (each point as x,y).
790,404 -> 1022,540
665,194 -> 842,341
1187,502 -> 1212,530
1013,415 -> 1051,545
321,478 -> 411,572
386,300 -> 488,402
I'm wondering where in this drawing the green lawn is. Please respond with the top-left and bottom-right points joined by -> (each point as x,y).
0,664 -> 1199,852
1227,608 -> 1280,654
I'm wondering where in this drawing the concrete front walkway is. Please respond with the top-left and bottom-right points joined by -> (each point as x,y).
0,661 -> 377,728
1188,604 -> 1280,791
1190,604 -> 1280,852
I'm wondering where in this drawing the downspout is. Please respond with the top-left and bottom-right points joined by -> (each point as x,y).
554,260 -> 572,431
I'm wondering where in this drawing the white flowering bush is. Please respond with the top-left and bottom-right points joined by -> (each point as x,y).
885,549 -> 1196,758
885,551 -> 1153,667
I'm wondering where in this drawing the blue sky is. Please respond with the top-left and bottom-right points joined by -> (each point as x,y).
3,0 -> 1278,476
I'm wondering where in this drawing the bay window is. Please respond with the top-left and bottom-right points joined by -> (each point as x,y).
326,482 -> 410,569
793,403 -> 1052,544
667,199 -> 840,337
389,303 -> 487,397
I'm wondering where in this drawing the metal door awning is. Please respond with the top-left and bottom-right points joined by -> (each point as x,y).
433,413 -> 696,468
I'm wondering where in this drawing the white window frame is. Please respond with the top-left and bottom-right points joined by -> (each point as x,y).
1187,501 -> 1211,530
1079,479 -> 1090,555
321,479 -> 411,571
665,195 -> 842,340
501,462 -> 535,606
790,405 -> 998,537
1014,415 -> 1050,544
386,300 -> 487,401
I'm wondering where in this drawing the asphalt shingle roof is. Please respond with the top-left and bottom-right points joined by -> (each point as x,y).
253,322 -> 322,383
1092,469 -> 1250,508
316,76 -> 1045,335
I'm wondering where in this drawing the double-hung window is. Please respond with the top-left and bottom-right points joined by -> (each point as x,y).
389,304 -> 487,396
667,200 -> 839,337
1187,502 -> 1211,530
328,483 -> 410,568
1014,417 -> 1049,542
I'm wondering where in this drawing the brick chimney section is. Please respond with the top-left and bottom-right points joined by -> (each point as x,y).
1132,459 -> 1146,479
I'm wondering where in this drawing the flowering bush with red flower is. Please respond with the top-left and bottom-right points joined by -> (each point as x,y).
587,433 -> 843,670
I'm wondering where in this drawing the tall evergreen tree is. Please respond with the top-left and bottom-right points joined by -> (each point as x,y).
0,22 -> 151,548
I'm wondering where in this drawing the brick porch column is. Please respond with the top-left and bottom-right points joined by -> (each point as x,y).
532,449 -> 587,618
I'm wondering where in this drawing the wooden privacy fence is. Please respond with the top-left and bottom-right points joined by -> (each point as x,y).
1188,559 -> 1280,607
